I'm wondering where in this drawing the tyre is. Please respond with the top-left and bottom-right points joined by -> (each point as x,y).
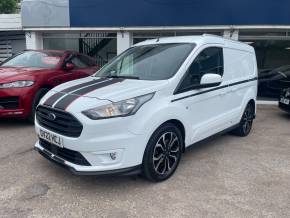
232,102 -> 255,137
142,123 -> 183,182
28,88 -> 49,123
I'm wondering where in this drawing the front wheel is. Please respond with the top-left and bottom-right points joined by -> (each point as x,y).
232,103 -> 255,137
142,123 -> 183,182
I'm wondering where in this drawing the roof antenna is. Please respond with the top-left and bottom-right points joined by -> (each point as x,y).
156,38 -> 160,42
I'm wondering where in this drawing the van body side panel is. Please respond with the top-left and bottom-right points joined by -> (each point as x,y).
224,47 -> 257,124
171,44 -> 257,147
170,44 -> 233,145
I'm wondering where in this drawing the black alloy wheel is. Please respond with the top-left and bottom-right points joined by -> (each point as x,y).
142,123 -> 183,182
232,103 -> 255,137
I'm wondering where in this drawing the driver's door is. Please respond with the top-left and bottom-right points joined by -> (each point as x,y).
173,46 -> 232,143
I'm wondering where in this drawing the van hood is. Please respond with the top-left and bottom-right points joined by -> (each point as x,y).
43,77 -> 168,110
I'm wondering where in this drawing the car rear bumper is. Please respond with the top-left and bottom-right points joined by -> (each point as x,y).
279,102 -> 290,113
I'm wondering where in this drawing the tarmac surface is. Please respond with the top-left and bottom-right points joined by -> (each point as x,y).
0,105 -> 289,218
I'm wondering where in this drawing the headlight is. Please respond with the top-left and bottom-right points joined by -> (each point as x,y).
0,80 -> 34,89
82,93 -> 155,120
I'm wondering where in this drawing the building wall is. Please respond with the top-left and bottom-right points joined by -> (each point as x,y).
69,0 -> 290,27
0,31 -> 25,62
0,14 -> 22,30
21,0 -> 69,27
0,14 -> 24,62
21,0 -> 290,28
18,0 -> 290,102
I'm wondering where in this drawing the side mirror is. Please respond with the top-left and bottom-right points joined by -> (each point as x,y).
200,74 -> 222,88
65,63 -> 75,71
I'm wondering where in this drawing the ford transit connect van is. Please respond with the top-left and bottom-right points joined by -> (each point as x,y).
34,35 -> 257,182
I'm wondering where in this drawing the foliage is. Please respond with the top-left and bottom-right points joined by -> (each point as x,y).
0,0 -> 17,14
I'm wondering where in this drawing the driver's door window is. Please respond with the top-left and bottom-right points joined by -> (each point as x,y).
177,47 -> 224,93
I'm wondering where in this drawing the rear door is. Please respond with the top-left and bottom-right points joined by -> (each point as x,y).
224,48 -> 257,123
173,45 -> 233,143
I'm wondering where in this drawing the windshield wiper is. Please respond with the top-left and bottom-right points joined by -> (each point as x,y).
104,75 -> 140,80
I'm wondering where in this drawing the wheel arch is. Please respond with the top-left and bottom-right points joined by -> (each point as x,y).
248,99 -> 256,112
238,85 -> 257,121
39,84 -> 54,90
244,98 -> 256,119
155,119 -> 186,152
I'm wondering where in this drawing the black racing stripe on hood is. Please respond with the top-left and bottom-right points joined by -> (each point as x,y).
54,78 -> 124,111
43,92 -> 65,107
43,78 -> 107,107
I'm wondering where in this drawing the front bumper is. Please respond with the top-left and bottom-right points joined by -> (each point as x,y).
35,145 -> 141,176
0,108 -> 26,118
0,87 -> 34,118
34,115 -> 148,175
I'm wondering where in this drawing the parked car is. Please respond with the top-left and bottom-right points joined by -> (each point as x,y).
0,50 -> 99,121
34,35 -> 257,182
258,65 -> 290,98
279,88 -> 290,113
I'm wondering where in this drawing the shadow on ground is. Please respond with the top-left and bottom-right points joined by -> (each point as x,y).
278,111 -> 290,119
0,118 -> 32,127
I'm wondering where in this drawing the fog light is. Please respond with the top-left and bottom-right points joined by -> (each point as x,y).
109,152 -> 117,160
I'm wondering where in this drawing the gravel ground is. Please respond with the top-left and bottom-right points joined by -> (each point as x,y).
0,105 -> 289,218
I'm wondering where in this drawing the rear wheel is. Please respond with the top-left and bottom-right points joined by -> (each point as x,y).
28,88 -> 49,123
142,123 -> 183,182
232,103 -> 255,137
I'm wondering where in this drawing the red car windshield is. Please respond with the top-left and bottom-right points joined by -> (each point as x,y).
1,51 -> 63,69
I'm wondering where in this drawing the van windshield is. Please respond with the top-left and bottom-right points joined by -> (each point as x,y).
95,43 -> 195,80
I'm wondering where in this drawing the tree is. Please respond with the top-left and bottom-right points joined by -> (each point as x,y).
0,0 -> 17,14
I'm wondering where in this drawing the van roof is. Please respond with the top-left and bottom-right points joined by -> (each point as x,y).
134,34 -> 254,53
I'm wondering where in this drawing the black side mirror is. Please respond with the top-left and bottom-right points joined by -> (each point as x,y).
65,63 -> 75,71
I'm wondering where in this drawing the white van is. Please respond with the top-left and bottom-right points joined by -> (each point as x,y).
34,35 -> 257,182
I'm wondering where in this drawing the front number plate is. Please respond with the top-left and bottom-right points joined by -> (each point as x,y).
280,97 -> 290,105
39,129 -> 64,148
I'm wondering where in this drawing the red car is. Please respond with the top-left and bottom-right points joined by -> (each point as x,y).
0,50 -> 99,122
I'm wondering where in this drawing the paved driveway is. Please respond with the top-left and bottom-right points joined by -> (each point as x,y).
0,106 -> 289,218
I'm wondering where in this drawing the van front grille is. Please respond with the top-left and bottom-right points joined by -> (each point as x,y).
36,105 -> 83,137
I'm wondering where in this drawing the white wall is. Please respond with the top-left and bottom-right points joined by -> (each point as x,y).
117,32 -> 132,54
0,14 -> 22,31
21,0 -> 70,27
25,32 -> 43,49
